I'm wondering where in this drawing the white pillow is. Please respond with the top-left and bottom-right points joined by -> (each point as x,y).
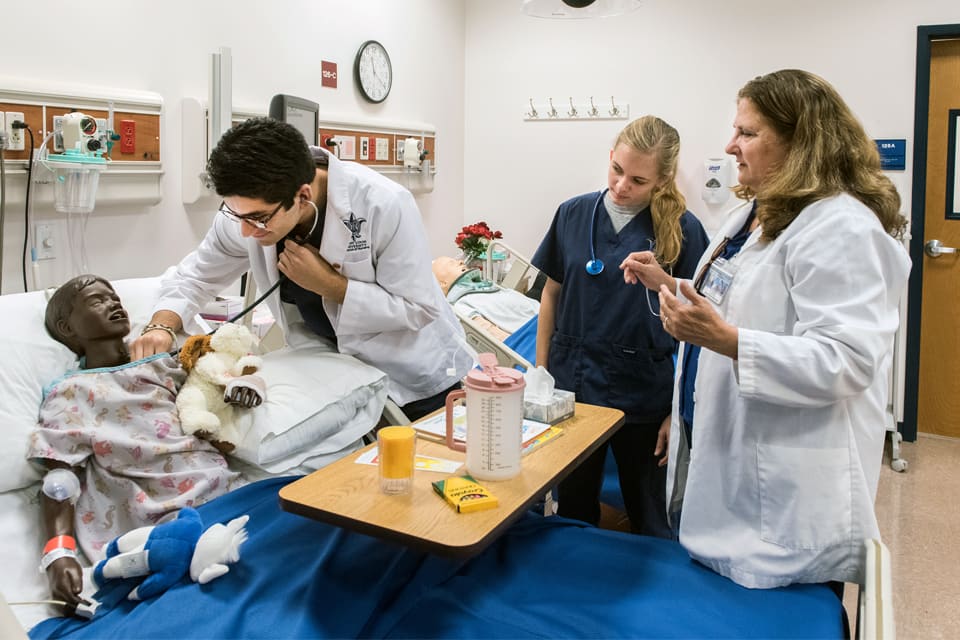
230,337 -> 387,474
0,277 -> 387,492
0,276 -> 163,493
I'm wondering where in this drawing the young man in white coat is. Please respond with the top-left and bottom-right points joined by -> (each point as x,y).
132,117 -> 470,420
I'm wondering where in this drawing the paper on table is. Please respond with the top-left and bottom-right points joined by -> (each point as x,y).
414,405 -> 552,444
356,448 -> 463,474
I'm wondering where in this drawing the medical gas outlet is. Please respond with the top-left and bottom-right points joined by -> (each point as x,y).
34,224 -> 56,260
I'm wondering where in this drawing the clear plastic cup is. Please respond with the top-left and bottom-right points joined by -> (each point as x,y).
378,426 -> 416,495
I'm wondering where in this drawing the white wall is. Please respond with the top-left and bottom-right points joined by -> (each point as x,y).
0,0 -> 466,293
3,0 -> 958,293
464,0 -> 959,254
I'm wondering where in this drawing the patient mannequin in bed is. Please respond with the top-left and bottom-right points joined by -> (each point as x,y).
432,256 -> 539,342
29,275 -> 257,614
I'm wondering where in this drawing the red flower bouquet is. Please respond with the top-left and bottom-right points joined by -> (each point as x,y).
455,221 -> 503,263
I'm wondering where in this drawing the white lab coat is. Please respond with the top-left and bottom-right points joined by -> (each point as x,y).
666,194 -> 910,588
154,150 -> 471,406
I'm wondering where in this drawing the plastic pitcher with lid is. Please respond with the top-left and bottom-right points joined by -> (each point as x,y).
445,352 -> 525,480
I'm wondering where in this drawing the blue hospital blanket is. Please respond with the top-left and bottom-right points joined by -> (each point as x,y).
31,477 -> 843,640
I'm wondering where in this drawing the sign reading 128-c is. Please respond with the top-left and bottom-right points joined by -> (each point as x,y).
322,61 -> 338,89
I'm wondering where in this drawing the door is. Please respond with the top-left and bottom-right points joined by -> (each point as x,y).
917,38 -> 960,438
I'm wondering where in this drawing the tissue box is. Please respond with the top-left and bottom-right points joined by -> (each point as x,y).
524,389 -> 575,425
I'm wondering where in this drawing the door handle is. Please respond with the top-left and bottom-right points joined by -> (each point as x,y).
924,239 -> 958,258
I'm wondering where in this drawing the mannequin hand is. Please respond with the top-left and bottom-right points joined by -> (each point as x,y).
619,251 -> 675,292
654,414 -> 670,467
47,556 -> 86,612
224,375 -> 266,408
659,281 -> 739,359
278,240 -> 348,303
130,330 -> 173,361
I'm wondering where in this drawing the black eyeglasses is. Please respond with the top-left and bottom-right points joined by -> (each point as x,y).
693,236 -> 731,294
218,200 -> 285,230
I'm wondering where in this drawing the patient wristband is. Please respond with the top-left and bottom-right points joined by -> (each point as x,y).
141,323 -> 178,349
40,535 -> 78,572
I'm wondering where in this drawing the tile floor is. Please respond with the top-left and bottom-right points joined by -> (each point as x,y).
856,434 -> 960,639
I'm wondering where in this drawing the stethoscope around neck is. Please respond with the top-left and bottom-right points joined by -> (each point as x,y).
585,189 -> 608,276
583,189 -> 664,319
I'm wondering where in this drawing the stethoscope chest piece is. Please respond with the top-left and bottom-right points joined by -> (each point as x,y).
585,258 -> 605,275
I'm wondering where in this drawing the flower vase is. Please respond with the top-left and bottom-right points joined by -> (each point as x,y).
462,252 -> 485,275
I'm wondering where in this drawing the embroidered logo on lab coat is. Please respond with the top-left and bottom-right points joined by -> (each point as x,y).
343,212 -> 369,252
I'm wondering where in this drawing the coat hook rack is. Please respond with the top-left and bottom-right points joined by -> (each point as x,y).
523,96 -> 629,122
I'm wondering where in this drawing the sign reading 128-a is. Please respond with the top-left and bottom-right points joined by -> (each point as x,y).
322,61 -> 338,89
874,139 -> 906,171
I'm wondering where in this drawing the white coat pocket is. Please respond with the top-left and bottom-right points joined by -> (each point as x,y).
757,443 -> 852,550
340,250 -> 375,283
740,264 -> 789,334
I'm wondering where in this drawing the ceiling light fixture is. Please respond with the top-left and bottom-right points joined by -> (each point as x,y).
521,0 -> 643,19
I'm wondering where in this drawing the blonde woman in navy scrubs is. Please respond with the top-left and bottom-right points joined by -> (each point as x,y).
532,116 -> 709,537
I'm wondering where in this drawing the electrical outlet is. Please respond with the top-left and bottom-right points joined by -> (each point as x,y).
5,111 -> 25,151
120,119 -> 135,153
0,112 -> 5,150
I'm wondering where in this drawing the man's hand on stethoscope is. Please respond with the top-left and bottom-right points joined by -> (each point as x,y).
619,250 -> 676,292
659,281 -> 739,359
278,240 -> 348,304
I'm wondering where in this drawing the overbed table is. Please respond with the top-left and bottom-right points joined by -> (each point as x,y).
279,402 -> 624,556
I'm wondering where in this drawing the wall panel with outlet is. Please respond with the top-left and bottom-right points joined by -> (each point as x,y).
0,83 -> 163,209
319,127 -> 435,169
184,99 -> 436,202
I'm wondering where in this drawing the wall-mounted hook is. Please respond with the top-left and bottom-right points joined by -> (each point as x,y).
567,97 -> 578,118
526,98 -> 538,119
609,96 -> 621,117
587,96 -> 599,117
547,97 -> 559,118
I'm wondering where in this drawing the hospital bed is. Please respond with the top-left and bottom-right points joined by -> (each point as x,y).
0,274 -> 387,632
19,474 -> 890,640
452,241 -> 539,371
1,276 -> 891,639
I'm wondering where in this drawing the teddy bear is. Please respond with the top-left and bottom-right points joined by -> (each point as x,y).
93,507 -> 250,601
176,323 -> 265,454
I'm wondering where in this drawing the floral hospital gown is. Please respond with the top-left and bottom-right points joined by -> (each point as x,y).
28,354 -> 242,562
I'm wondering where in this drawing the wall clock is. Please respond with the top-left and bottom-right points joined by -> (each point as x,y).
354,40 -> 392,103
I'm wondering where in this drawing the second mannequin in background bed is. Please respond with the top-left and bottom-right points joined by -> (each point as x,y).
131,118 -> 471,421
532,116 -> 709,537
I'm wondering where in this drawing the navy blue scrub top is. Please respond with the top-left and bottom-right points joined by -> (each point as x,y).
679,202 -> 757,434
278,206 -> 336,342
532,190 -> 709,423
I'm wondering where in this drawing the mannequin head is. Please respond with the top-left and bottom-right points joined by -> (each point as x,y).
45,275 -> 130,361
432,256 -> 471,295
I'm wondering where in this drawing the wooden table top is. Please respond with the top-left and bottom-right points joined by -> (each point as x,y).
278,402 -> 624,557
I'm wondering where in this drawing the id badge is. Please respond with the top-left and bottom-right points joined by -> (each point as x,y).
701,257 -> 737,304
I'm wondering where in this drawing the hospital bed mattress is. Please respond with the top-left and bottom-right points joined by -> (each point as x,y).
30,476 -> 843,639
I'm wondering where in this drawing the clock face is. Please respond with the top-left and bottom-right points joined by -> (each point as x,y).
355,40 -> 392,103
